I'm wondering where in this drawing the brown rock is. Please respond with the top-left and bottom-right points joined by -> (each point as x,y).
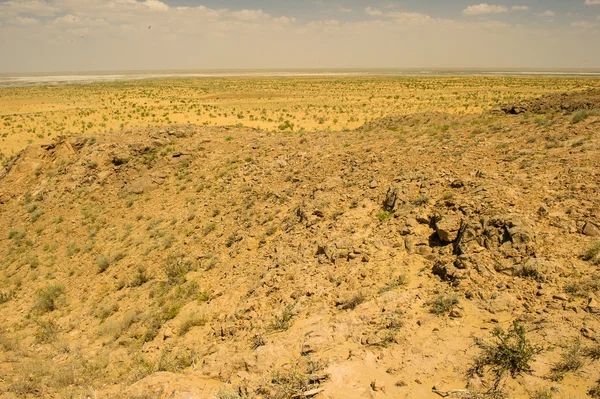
383,186 -> 399,212
435,215 -> 462,243
588,298 -> 600,314
581,327 -> 596,339
302,388 -> 324,397
553,293 -> 568,301
583,222 -> 600,237
370,379 -> 385,392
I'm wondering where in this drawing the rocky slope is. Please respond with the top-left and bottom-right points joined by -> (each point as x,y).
0,92 -> 599,399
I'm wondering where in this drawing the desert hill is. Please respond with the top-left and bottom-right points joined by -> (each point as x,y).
0,91 -> 600,399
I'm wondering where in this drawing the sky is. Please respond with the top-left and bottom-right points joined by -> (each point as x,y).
0,0 -> 600,73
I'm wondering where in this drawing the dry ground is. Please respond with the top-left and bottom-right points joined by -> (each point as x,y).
0,81 -> 600,399
2,76 -> 600,157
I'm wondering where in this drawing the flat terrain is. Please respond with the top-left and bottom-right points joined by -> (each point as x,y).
2,76 -> 600,157
0,78 -> 600,399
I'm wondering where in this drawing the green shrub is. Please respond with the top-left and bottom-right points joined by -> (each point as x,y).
469,321 -> 543,390
377,211 -> 393,221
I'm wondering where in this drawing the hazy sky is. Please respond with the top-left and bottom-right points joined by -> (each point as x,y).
1,0 -> 599,72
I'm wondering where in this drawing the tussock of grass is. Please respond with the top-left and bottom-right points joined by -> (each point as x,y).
429,293 -> 459,315
33,285 -> 65,313
337,292 -> 366,311
178,313 -> 207,336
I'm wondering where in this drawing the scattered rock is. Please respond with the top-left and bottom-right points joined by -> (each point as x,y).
370,379 -> 385,392
435,215 -> 462,243
383,186 -> 399,212
583,222 -> 600,237
301,388 -> 324,397
587,298 -> 600,314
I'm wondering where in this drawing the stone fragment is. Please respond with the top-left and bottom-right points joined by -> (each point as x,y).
302,388 -> 324,397
588,298 -> 600,314
383,186 -> 399,212
583,222 -> 600,237
370,380 -> 385,392
435,215 -> 462,243
553,293 -> 568,301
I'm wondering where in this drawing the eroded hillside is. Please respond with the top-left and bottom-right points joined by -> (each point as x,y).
0,92 -> 600,399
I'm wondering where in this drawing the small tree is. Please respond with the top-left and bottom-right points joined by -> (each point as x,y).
469,321 -> 543,392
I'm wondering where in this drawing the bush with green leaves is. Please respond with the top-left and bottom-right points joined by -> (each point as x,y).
469,321 -> 543,391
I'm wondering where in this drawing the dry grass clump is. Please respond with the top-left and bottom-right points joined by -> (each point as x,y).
430,292 -> 459,315
583,241 -> 600,264
33,284 -> 65,313
336,292 -> 366,310
178,313 -> 208,336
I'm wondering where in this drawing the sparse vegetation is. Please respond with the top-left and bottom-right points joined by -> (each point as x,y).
178,313 -> 207,336
549,339 -> 585,381
571,109 -> 589,124
33,285 -> 65,313
268,305 -> 295,331
377,211 -> 393,221
0,78 -> 599,398
429,292 -> 459,315
469,321 -> 543,391
337,292 -> 366,310
583,241 -> 600,263
162,255 -> 192,284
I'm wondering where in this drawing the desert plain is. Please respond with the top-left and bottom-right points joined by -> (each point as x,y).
0,75 -> 600,399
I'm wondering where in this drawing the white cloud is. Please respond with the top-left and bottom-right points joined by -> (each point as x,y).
14,16 -> 39,25
512,6 -> 529,11
571,21 -> 597,28
463,4 -> 508,16
586,0 -> 600,5
364,7 -> 383,16
538,10 -> 556,17
143,0 -> 169,12
0,0 -> 599,72
230,9 -> 268,21
387,12 -> 433,24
